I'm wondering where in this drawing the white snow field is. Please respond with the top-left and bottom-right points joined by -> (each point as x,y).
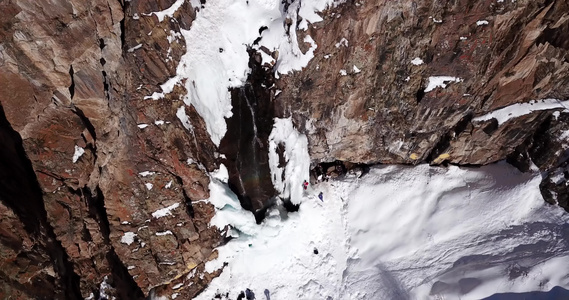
197,163 -> 569,300
193,117 -> 569,300
198,159 -> 569,300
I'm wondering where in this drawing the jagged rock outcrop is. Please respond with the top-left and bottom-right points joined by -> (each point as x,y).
276,0 -> 569,209
0,0 -> 223,298
1,0 -> 569,298
0,105 -> 80,299
277,0 -> 569,165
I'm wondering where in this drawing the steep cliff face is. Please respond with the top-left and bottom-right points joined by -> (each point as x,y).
278,0 -> 569,166
1,0 -> 568,298
0,0 -> 223,298
219,50 -> 278,219
275,0 -> 569,209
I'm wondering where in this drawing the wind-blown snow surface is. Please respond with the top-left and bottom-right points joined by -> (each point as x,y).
198,162 -> 569,300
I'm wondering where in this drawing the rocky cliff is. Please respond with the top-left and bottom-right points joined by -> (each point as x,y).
1,0 -> 221,298
0,0 -> 568,298
276,0 -> 569,208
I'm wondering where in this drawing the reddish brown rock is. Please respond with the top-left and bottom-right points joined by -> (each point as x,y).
0,0 -> 222,298
277,0 -> 569,166
0,199 -> 59,299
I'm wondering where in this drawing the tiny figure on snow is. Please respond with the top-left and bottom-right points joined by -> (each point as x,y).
245,288 -> 255,300
237,291 -> 245,300
264,289 -> 271,300
303,180 -> 309,190
318,192 -> 323,202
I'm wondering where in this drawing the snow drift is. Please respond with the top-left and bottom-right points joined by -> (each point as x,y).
198,162 -> 569,300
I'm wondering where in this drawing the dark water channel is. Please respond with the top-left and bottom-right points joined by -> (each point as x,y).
219,49 -> 277,223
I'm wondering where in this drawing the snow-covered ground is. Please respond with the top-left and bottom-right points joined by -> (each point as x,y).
197,161 -> 569,300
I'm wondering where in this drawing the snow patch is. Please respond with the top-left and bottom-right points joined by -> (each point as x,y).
477,20 -> 489,26
120,232 -> 137,245
143,0 -> 185,22
411,57 -> 424,65
176,106 -> 193,130
167,30 -> 182,44
267,118 -> 310,205
144,76 -> 179,100
145,183 -> 154,190
165,180 -> 173,189
212,163 -> 229,183
156,230 -> 173,236
99,276 -> 115,300
152,203 -> 181,219
424,76 -> 463,92
139,171 -> 156,177
127,44 -> 142,53
137,124 -> 149,129
335,37 -> 349,48
473,99 -> 569,125
72,145 -> 85,163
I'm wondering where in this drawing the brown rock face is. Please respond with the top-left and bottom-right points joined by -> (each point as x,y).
274,0 -> 569,211
277,0 -> 569,166
0,105 -> 80,299
1,0 -> 223,298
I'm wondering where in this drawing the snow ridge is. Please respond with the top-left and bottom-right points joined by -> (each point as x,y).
474,98 -> 569,125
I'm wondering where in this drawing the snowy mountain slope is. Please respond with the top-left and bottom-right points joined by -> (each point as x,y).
195,160 -> 569,300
